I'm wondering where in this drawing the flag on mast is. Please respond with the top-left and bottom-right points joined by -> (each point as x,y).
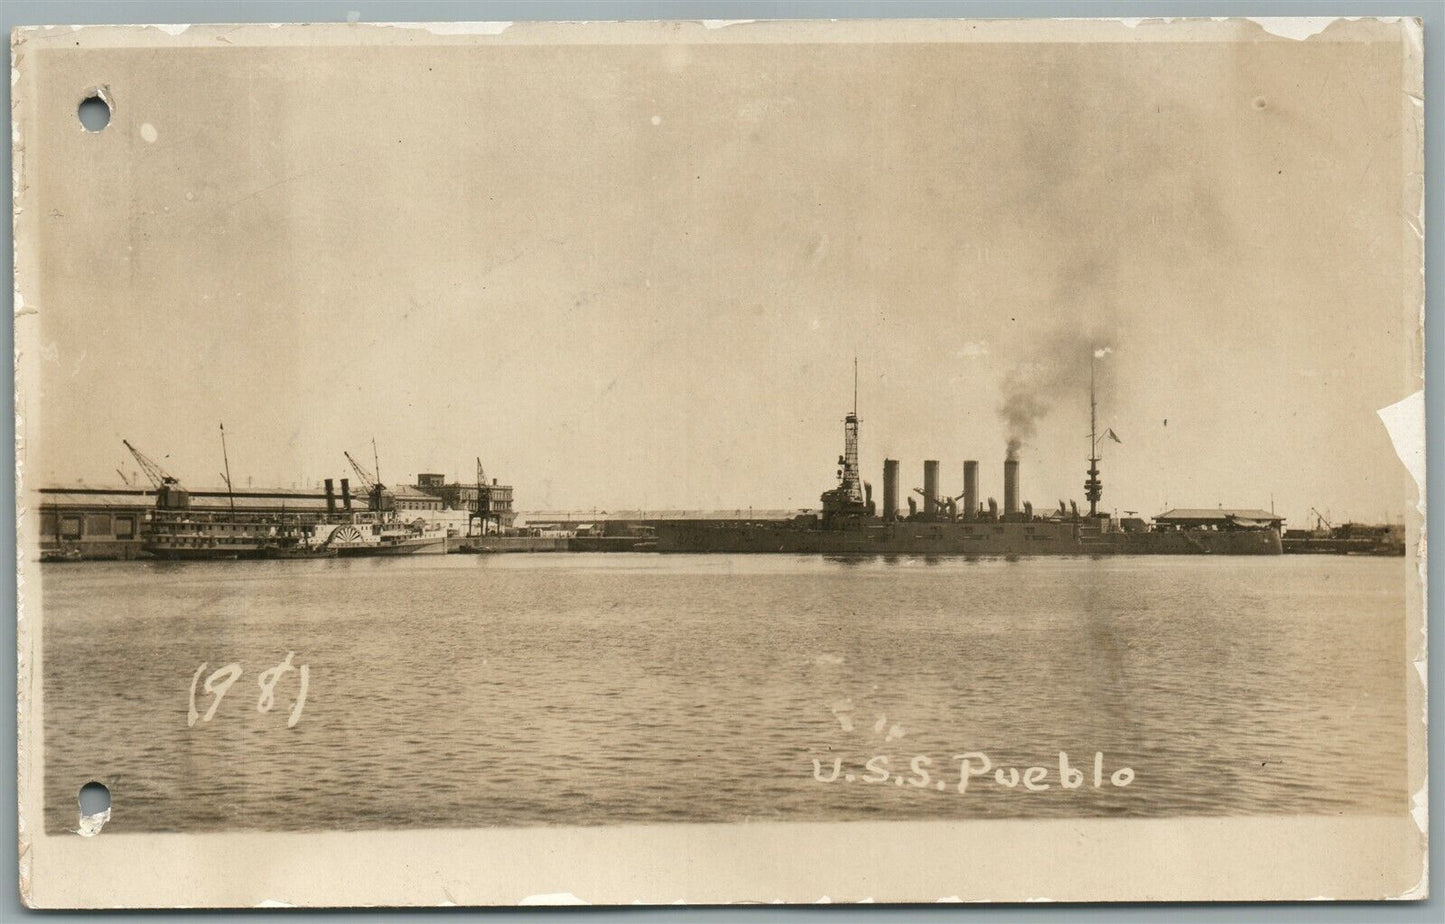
1104,428 -> 1122,444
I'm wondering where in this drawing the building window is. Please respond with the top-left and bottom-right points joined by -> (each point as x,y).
85,514 -> 112,536
61,516 -> 82,540
116,517 -> 135,539
41,511 -> 57,536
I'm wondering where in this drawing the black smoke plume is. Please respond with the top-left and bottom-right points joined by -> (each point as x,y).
999,329 -> 1113,459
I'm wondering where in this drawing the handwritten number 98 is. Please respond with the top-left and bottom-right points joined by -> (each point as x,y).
187,652 -> 310,728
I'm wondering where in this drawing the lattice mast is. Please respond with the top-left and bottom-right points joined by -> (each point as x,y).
839,357 -> 864,505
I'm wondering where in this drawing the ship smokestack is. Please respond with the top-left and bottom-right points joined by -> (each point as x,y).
923,460 -> 939,518
340,477 -> 352,512
1004,457 -> 1020,518
963,461 -> 979,521
324,478 -> 337,516
883,459 -> 899,521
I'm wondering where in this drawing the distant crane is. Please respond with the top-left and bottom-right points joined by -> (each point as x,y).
470,457 -> 490,536
122,439 -> 180,489
344,450 -> 379,492
345,442 -> 393,512
1310,507 -> 1333,532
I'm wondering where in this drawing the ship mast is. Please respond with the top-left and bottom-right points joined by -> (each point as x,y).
841,358 -> 863,504
219,421 -> 236,516
1085,355 -> 1102,517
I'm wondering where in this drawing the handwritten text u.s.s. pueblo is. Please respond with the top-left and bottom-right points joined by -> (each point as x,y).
812,752 -> 1135,794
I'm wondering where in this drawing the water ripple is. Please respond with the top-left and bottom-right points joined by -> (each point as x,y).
40,554 -> 1407,832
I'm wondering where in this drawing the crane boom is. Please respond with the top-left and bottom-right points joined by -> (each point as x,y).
122,439 -> 179,489
344,451 -> 378,490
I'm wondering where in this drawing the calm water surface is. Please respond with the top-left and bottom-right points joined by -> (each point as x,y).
42,554 -> 1408,832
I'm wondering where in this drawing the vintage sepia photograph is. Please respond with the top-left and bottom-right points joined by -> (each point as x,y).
13,16 -> 1426,906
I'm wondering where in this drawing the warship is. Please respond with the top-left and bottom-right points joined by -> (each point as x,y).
653,362 -> 1282,556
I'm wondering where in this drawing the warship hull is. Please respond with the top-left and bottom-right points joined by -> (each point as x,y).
653,519 -> 1282,556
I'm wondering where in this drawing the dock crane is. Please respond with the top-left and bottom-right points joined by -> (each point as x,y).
344,444 -> 392,512
343,451 -> 378,491
469,456 -> 506,536
123,439 -> 179,489
122,439 -> 189,509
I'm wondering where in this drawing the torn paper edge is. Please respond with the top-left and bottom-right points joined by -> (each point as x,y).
9,17 -> 1420,51
12,22 -> 37,908
371,21 -> 513,36
76,808 -> 109,838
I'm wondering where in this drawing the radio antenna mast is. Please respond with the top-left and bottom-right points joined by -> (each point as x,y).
1085,355 -> 1103,518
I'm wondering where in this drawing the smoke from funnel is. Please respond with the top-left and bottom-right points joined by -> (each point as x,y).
998,327 -> 1114,458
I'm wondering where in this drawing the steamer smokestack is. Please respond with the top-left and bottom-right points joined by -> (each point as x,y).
923,461 -> 939,518
324,478 -> 337,516
883,459 -> 899,521
340,477 -> 352,512
963,461 -> 979,520
1004,457 -> 1020,518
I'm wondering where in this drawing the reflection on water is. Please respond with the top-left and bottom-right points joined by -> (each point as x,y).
42,554 -> 1408,832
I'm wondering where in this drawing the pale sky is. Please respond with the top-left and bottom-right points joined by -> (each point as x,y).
24,23 -> 1419,526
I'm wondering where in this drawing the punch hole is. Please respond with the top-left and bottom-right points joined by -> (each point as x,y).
77,780 -> 111,836
78,93 -> 111,132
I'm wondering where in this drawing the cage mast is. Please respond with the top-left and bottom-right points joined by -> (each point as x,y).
840,357 -> 863,504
